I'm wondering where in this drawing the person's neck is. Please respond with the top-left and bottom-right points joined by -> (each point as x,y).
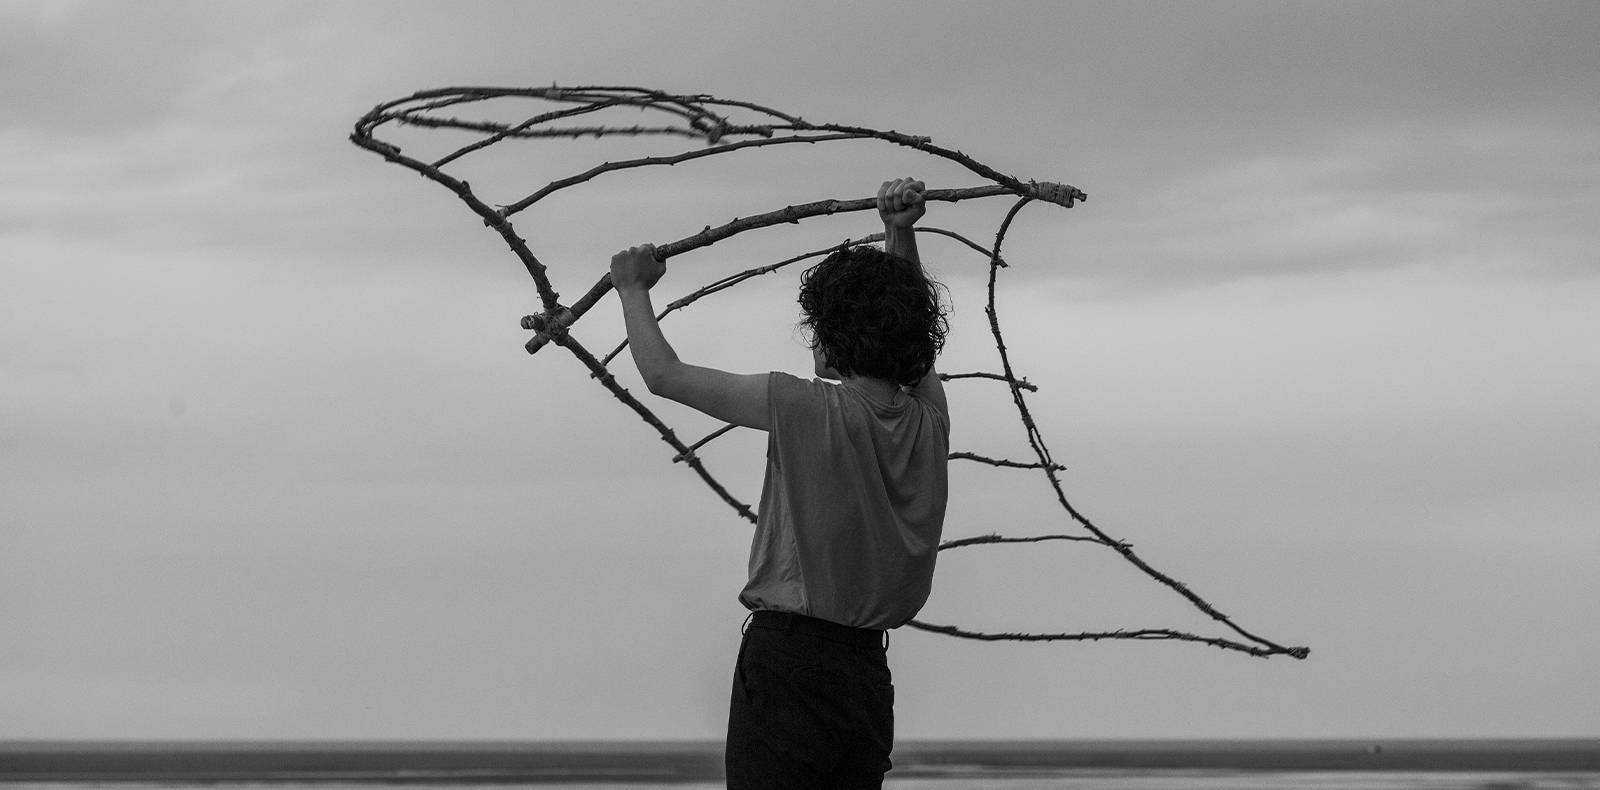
838,374 -> 901,401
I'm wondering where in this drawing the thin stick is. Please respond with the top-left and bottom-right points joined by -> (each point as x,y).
942,372 -> 1037,392
949,452 -> 1064,472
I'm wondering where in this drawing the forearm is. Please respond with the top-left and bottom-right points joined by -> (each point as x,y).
885,223 -> 920,266
618,288 -> 680,389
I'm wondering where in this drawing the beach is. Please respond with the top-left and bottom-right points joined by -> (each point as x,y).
4,740 -> 1598,788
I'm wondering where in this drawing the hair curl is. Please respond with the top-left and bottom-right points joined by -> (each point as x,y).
797,245 -> 948,386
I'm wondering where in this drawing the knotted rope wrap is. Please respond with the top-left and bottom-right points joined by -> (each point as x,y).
350,85 -> 1307,659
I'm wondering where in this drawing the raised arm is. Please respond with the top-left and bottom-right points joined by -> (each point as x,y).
610,244 -> 770,430
877,178 -> 948,415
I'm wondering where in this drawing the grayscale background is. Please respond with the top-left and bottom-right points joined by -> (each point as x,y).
3,0 -> 1596,741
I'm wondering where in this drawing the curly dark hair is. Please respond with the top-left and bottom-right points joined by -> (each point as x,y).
798,245 -> 948,386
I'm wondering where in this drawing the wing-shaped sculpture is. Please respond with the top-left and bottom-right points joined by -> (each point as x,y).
350,85 -> 1306,659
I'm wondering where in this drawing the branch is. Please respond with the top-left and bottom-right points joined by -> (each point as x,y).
904,620 -> 1311,659
949,451 -> 1064,472
942,372 -> 1037,392
551,332 -> 756,524
350,84 -> 1307,661
939,533 -> 1110,550
672,423 -> 740,463
499,132 -> 868,218
528,185 -> 1050,355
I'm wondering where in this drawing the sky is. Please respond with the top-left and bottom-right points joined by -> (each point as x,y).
3,0 -> 1598,741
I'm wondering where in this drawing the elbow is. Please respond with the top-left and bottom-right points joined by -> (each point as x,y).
641,363 -> 680,397
630,346 -> 683,397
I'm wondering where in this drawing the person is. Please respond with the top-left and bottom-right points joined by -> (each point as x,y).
609,177 -> 950,788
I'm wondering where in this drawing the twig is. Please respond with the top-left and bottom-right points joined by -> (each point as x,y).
903,621 -> 1311,659
553,333 -> 756,524
673,423 -> 740,463
939,533 -> 1110,549
942,372 -> 1037,392
949,452 -> 1064,472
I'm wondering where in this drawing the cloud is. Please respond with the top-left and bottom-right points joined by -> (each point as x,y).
1,3 -> 292,136
1010,109 -> 1600,295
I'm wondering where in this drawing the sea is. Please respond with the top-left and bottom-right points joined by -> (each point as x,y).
3,739 -> 1598,790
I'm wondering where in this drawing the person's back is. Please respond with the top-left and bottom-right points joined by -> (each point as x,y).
744,348 -> 949,630
609,178 -> 947,788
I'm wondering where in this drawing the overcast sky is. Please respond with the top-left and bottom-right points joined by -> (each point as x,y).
4,1 -> 1598,741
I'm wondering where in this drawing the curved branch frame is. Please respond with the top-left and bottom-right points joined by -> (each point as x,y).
350,85 -> 1306,660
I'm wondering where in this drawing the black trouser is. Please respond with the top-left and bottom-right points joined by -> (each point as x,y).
725,611 -> 894,789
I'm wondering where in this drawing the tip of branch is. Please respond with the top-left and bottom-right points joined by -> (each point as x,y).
1029,180 -> 1088,208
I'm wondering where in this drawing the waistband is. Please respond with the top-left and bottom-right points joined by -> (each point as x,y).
747,610 -> 886,650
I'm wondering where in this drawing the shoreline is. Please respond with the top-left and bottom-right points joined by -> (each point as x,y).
3,739 -> 1598,782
